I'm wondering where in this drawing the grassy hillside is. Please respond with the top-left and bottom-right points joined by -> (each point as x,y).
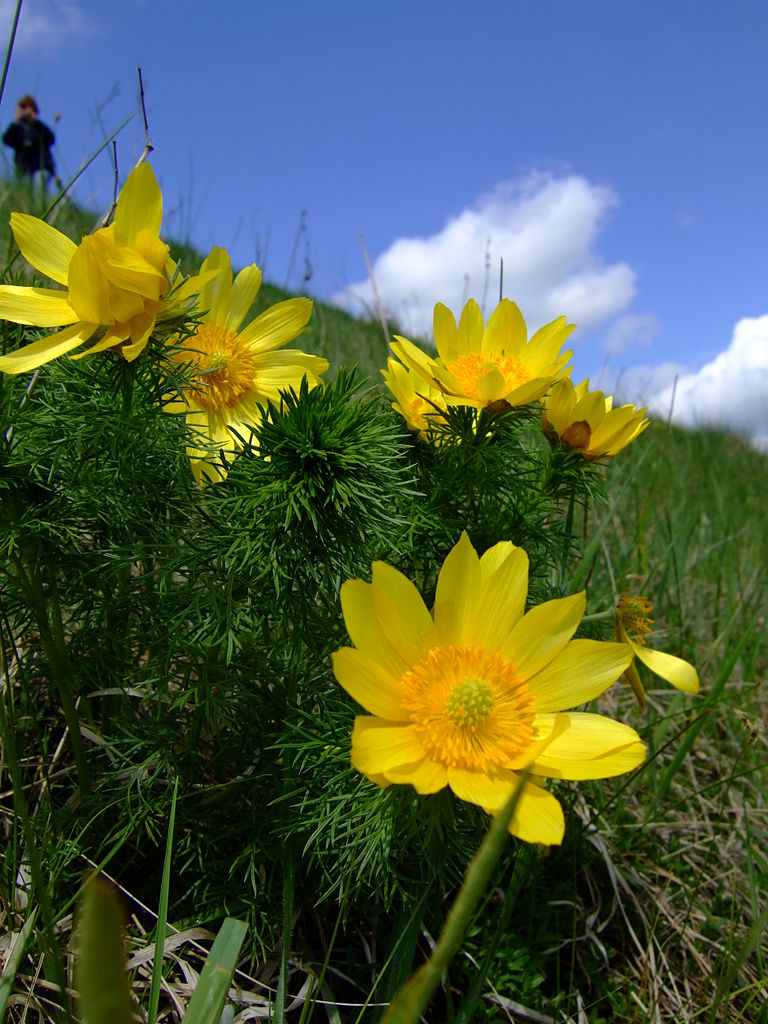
1,176 -> 766,1023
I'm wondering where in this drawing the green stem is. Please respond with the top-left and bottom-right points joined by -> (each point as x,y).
381,772 -> 528,1024
274,839 -> 295,1023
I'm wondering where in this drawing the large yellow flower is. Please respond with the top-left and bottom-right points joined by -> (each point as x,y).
616,596 -> 699,709
390,298 -> 574,411
381,357 -> 449,441
0,164 -> 200,373
166,247 -> 329,484
542,378 -> 649,459
332,532 -> 645,845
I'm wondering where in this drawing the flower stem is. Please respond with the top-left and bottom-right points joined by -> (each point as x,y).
381,771 -> 528,1024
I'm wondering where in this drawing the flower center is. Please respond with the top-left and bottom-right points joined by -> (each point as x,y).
401,644 -> 536,771
617,595 -> 654,646
449,352 -> 530,400
445,678 -> 495,726
179,324 -> 256,412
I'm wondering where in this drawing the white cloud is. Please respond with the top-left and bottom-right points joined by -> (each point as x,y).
613,316 -> 768,450
602,312 -> 658,356
333,172 -> 636,341
0,0 -> 89,50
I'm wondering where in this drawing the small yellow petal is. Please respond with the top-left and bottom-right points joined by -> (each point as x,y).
500,592 -> 586,678
371,561 -> 438,665
239,297 -> 313,353
632,643 -> 700,693
10,213 -> 76,285
351,718 -> 425,774
332,647 -> 408,720
112,163 -> 163,246
0,322 -> 97,374
529,712 -> 646,780
0,285 -> 77,327
226,264 -> 262,332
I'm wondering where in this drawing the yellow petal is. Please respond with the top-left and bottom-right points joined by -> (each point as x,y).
339,578 -> 409,680
103,246 -> 168,300
507,778 -> 565,844
472,545 -> 529,651
196,249 -> 233,325
632,642 -> 700,693
226,264 -> 262,332
447,768 -> 565,844
0,285 -> 77,327
331,646 -> 409,720
239,297 -> 313,353
66,241 -> 112,322
371,561 -> 438,665
351,718 -> 425,773
500,592 -> 586,678
0,322 -> 97,374
433,531 -> 481,645
457,299 -> 483,354
526,639 -> 633,711
432,302 -> 458,364
482,299 -> 527,358
10,213 -> 76,285
121,314 -> 156,361
383,757 -> 448,793
112,163 -> 163,246
529,712 -> 646,780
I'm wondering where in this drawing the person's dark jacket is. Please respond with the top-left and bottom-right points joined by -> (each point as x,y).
3,118 -> 55,176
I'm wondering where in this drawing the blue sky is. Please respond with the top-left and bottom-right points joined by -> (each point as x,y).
2,0 -> 767,443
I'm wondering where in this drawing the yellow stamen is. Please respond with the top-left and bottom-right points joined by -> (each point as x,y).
401,644 -> 536,771
178,324 -> 255,412
617,595 -> 654,646
449,352 -> 529,399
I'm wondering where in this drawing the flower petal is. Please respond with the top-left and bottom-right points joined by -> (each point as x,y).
500,592 -> 586,678
529,712 -> 646,779
0,322 -> 97,374
473,544 -> 529,651
351,718 -> 425,773
332,646 -> 409,720
196,248 -> 233,325
339,579 -> 409,679
433,531 -> 481,644
112,163 -> 163,246
383,757 -> 448,793
482,299 -> 527,357
371,561 -> 438,665
526,639 -> 633,712
0,285 -> 77,327
447,768 -> 565,844
10,213 -> 75,285
632,642 -> 700,693
226,264 -> 262,332
239,297 -> 313,352
433,302 -> 458,364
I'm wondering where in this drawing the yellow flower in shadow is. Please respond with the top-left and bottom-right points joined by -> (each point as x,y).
381,357 -> 449,441
616,595 -> 700,709
166,247 -> 328,484
542,378 -> 649,459
332,532 -> 646,845
0,164 -> 203,373
390,298 -> 574,412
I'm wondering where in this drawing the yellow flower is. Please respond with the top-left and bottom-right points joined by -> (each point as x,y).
381,357 -> 449,441
616,595 -> 700,709
542,378 -> 649,459
166,247 -> 328,484
332,532 -> 645,845
0,164 -> 202,373
390,298 -> 574,411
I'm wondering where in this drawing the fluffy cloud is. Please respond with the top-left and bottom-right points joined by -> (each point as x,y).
615,316 -> 768,450
333,173 -> 636,340
0,0 -> 88,49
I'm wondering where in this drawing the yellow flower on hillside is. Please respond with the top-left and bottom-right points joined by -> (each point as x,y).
0,164 -> 202,373
390,298 -> 574,412
332,532 -> 645,845
381,357 -> 449,441
542,378 -> 649,459
166,247 -> 328,484
616,595 -> 700,709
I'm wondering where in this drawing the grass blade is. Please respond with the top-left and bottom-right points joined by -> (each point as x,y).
181,918 -> 248,1024
0,908 -> 38,1019
147,777 -> 179,1024
75,876 -> 134,1024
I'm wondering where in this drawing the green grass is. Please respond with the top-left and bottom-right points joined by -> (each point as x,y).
1,176 -> 766,1024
